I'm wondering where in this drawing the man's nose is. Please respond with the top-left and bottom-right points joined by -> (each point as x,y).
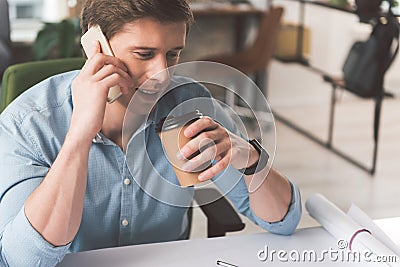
148,56 -> 170,86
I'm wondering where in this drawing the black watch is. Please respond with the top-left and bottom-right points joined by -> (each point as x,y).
239,139 -> 269,175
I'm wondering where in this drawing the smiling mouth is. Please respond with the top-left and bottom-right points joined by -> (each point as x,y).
136,88 -> 160,95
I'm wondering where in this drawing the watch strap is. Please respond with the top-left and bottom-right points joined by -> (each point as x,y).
239,139 -> 269,175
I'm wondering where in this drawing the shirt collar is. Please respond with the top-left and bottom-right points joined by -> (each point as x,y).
92,132 -> 113,145
92,119 -> 155,146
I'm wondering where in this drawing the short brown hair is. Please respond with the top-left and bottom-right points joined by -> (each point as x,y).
80,0 -> 194,39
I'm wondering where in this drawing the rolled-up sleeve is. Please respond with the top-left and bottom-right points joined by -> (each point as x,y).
0,112 -> 70,266
1,207 -> 70,267
217,165 -> 302,236
249,179 -> 302,235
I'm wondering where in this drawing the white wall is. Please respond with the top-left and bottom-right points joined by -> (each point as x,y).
248,0 -> 269,9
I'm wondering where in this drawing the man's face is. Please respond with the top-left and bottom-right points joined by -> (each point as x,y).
109,18 -> 187,112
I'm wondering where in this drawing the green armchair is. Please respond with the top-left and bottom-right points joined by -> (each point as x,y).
1,57 -> 86,113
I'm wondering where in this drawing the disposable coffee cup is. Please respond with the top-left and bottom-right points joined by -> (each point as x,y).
156,110 -> 211,187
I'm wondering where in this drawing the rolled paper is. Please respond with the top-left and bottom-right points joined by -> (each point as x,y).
305,193 -> 400,267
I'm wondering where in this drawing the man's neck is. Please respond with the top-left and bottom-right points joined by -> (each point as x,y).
101,95 -> 147,150
102,102 -> 126,149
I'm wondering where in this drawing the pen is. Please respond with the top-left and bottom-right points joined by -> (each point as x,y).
216,260 -> 239,267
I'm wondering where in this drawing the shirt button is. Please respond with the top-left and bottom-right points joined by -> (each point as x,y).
124,178 -> 131,185
122,219 -> 129,227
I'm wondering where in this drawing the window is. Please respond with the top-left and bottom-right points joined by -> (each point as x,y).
8,0 -> 43,20
8,0 -> 43,43
8,0 -> 80,43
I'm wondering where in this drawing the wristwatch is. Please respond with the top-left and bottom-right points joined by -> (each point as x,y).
239,139 -> 269,175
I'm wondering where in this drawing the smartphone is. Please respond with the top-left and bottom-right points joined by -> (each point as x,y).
81,25 -> 123,104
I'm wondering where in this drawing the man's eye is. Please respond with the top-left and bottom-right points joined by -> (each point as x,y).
167,52 -> 180,60
135,52 -> 154,59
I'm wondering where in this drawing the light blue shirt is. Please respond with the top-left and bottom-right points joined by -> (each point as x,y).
0,71 -> 302,266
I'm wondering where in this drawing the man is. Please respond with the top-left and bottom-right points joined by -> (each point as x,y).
0,0 -> 301,266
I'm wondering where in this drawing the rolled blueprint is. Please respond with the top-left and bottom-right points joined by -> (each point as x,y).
305,193 -> 400,267
348,204 -> 400,257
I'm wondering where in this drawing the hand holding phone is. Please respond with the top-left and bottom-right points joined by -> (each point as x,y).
81,25 -> 123,103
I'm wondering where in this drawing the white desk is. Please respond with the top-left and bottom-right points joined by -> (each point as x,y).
58,217 -> 400,266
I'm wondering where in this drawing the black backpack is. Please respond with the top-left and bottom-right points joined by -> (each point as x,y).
342,3 -> 399,98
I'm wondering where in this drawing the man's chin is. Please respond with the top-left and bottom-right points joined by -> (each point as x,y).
126,98 -> 155,116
